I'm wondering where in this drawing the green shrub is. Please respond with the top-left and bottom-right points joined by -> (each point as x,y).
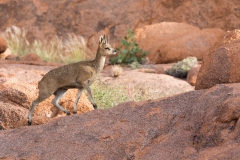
1,26 -> 86,64
166,57 -> 198,78
109,29 -> 148,65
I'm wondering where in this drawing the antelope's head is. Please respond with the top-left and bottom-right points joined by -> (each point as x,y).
98,35 -> 116,56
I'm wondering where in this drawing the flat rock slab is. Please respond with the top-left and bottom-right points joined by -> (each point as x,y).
1,83 -> 240,159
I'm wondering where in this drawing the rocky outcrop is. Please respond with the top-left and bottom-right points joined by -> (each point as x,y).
0,0 -> 239,58
135,22 -> 224,63
101,68 -> 194,99
0,77 -> 93,129
187,64 -> 201,86
0,35 -> 7,54
0,48 -> 11,60
1,83 -> 240,159
196,29 -> 240,90
20,53 -> 43,62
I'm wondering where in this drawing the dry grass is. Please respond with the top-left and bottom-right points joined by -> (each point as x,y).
1,26 -> 86,64
2,26 -> 30,57
110,65 -> 123,77
91,80 -> 147,109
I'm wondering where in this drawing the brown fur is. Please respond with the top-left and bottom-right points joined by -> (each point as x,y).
28,35 -> 116,125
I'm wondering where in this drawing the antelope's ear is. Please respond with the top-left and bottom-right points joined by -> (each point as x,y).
106,35 -> 108,44
99,35 -> 104,44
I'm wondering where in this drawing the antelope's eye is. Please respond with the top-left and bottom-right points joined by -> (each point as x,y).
105,47 -> 110,50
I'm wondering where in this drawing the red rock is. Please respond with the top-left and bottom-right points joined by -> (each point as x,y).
0,35 -> 7,54
20,53 -> 43,62
187,64 -> 201,86
100,69 -> 194,99
135,22 -> 224,63
0,0 -> 239,58
196,29 -> 240,90
0,48 -> 11,60
1,83 -> 240,159
5,54 -> 19,60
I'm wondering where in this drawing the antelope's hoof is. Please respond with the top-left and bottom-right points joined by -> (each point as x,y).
93,104 -> 98,109
66,112 -> 71,116
27,121 -> 32,126
73,111 -> 77,114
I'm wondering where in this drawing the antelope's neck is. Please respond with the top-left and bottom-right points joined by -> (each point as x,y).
93,52 -> 106,73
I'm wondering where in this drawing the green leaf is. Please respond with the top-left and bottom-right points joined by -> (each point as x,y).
122,49 -> 128,54
114,29 -> 149,65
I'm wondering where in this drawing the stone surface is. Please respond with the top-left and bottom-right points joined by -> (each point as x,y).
100,68 -> 194,100
0,35 -> 7,54
187,64 -> 201,86
0,0 -> 239,58
0,48 -> 11,60
196,29 -> 240,90
135,22 -> 224,63
1,83 -> 240,159
20,53 -> 43,62
5,53 -> 19,60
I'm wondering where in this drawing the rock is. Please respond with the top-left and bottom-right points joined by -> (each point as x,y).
152,63 -> 173,74
187,64 -> 201,86
0,78 -> 36,129
0,102 -> 28,129
5,54 -> 19,60
20,53 -> 43,62
0,0 -> 239,58
135,22 -> 224,63
1,83 -> 240,159
0,73 -> 7,77
0,35 -> 7,54
195,29 -> 240,90
0,77 -> 93,129
0,48 -> 11,60
165,57 -> 198,78
101,69 -> 194,100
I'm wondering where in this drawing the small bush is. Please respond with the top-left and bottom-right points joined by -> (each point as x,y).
109,29 -> 148,65
1,26 -> 86,64
166,57 -> 198,78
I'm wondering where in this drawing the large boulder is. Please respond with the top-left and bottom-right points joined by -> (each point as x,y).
1,83 -> 240,159
0,35 -> 7,54
100,68 -> 194,99
196,29 -> 240,90
186,64 -> 201,86
0,48 -> 11,60
1,0 -> 240,58
20,53 -> 43,62
135,22 -> 224,63
0,77 -> 93,129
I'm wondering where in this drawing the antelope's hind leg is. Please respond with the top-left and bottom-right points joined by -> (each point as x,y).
28,92 -> 52,126
52,89 -> 70,115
